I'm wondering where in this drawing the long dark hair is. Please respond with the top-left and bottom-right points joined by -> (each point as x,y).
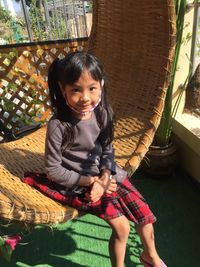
48,51 -> 114,149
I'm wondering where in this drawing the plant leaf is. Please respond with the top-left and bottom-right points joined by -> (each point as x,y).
0,244 -> 13,262
0,236 -> 5,247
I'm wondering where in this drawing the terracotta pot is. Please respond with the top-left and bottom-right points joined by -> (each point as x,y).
141,141 -> 178,177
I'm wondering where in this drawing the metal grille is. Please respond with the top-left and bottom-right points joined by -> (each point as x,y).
47,1 -> 89,37
21,0 -> 93,42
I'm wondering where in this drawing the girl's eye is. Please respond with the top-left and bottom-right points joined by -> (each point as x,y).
89,87 -> 96,91
71,88 -> 80,93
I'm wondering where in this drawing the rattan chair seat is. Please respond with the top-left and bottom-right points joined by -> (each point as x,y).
0,126 -> 78,223
0,0 -> 176,224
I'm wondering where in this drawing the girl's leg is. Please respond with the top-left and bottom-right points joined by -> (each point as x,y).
107,216 -> 130,267
136,223 -> 162,266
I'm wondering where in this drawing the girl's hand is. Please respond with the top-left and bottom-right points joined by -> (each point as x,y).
78,175 -> 99,187
85,180 -> 106,202
105,178 -> 117,194
99,169 -> 117,194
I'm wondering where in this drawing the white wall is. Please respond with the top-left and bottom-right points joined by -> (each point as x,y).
172,5 -> 200,183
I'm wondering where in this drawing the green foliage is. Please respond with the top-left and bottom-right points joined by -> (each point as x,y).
0,243 -> 12,262
0,5 -> 12,23
86,2 -> 93,13
14,0 -> 92,41
0,236 -> 5,246
29,0 -> 46,40
49,15 -> 69,40
0,5 -> 25,43
28,1 -> 73,40
154,0 -> 188,146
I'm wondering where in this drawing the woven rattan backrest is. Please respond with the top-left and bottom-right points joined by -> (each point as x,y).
88,0 -> 176,175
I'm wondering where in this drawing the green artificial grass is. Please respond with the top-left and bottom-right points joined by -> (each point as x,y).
0,169 -> 200,267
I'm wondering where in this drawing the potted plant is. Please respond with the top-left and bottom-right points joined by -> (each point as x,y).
141,0 -> 188,176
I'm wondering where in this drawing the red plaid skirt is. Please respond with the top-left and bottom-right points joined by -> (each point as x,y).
22,173 -> 156,225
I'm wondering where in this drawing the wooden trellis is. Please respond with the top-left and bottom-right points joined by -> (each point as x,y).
0,38 -> 88,141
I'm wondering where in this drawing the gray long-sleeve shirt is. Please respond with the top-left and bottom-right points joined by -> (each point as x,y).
45,111 -> 127,190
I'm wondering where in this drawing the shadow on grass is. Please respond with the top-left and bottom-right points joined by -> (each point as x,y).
0,224 -> 85,267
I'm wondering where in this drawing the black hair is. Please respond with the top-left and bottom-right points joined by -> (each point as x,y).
48,51 -> 114,149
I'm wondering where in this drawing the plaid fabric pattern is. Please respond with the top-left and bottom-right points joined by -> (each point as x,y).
22,173 -> 156,225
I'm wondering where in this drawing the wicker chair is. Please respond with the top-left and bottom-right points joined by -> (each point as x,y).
0,0 -> 176,224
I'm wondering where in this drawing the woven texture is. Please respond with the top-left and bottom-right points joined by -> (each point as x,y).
0,1 -> 176,224
0,126 -> 78,223
88,0 -> 176,175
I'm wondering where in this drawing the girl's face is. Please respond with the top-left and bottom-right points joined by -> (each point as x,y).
62,69 -> 102,118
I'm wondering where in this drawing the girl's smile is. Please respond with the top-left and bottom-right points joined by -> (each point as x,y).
62,69 -> 102,119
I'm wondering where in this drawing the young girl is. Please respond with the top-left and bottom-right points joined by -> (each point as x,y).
44,52 -> 167,267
